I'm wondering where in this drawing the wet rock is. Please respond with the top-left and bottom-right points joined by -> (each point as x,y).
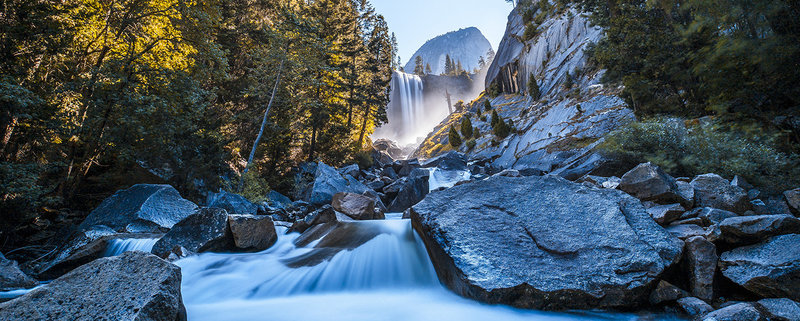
786,188 -> 800,215
79,184 -> 198,233
397,159 -> 421,177
677,297 -> 714,317
681,207 -> 739,227
207,191 -> 258,215
755,298 -> 800,321
332,193 -> 376,220
618,163 -> 681,204
152,208 -> 233,258
719,234 -> 800,301
685,236 -> 717,302
0,252 -> 185,321
493,169 -> 521,177
381,166 -> 398,179
411,175 -> 682,310
228,215 -> 277,251
0,252 -> 37,291
647,204 -> 685,226
701,302 -> 762,321
421,151 -> 467,171
388,168 -> 430,213
649,281 -> 688,305
305,162 -> 371,205
719,214 -> 800,245
303,205 -> 338,226
691,174 -> 750,214
667,224 -> 707,240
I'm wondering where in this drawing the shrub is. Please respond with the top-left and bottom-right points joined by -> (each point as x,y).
353,150 -> 374,169
599,118 -> 800,191
0,162 -> 62,229
449,126 -> 462,147
465,139 -> 477,150
563,71 -> 574,89
227,170 -> 270,203
493,118 -> 512,138
473,127 -> 481,139
523,23 -> 540,42
480,115 -> 487,122
484,99 -> 492,112
461,117 -> 473,138
491,110 -> 501,128
528,73 -> 541,99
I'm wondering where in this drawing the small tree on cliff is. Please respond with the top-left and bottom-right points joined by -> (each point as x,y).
484,99 -> 492,112
491,110 -> 501,128
414,56 -> 425,75
425,63 -> 432,74
528,73 -> 541,99
461,117 -> 474,138
449,125 -> 462,147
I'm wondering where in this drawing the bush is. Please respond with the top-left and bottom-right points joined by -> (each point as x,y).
491,110 -> 501,128
480,115 -> 487,122
523,23 -> 540,42
528,73 -> 541,99
449,126 -> 462,147
599,118 -> 800,191
460,117 -> 473,138
493,119 -> 512,138
484,99 -> 492,112
0,162 -> 61,228
473,127 -> 481,139
465,139 -> 477,150
226,170 -> 270,203
353,150 -> 373,169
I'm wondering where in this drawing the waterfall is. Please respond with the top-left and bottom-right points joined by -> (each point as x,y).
374,71 -> 430,146
103,238 -> 159,257
174,220 -> 670,321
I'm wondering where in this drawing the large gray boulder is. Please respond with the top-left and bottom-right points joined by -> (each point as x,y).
410,175 -> 683,310
755,298 -> 800,321
80,184 -> 198,233
306,162 -> 371,205
677,297 -> 714,318
32,226 -> 141,279
421,151 -> 467,171
388,168 -> 430,212
207,191 -> 258,215
701,302 -> 763,321
0,252 -> 186,321
720,214 -> 800,245
227,215 -> 277,251
691,174 -> 750,214
685,236 -> 717,302
152,208 -> 233,258
719,234 -> 800,301
785,188 -> 800,215
0,252 -> 37,291
618,163 -> 684,205
331,193 -> 376,220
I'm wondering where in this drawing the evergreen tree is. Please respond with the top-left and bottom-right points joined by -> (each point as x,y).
425,63 -> 432,74
444,54 -> 453,75
528,73 -> 541,99
461,117 -> 473,138
449,126 -> 462,147
414,55 -> 425,75
484,99 -> 493,112
491,110 -> 501,128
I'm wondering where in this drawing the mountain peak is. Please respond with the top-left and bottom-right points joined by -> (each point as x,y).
403,27 -> 492,75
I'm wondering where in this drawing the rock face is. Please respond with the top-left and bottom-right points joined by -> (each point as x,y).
80,184 -> 198,233
786,188 -> 800,215
702,302 -> 762,321
618,163 -> 682,204
719,214 -> 800,245
719,234 -> 800,301
0,252 -> 37,291
388,168 -> 430,212
685,236 -> 717,302
677,297 -> 714,317
227,215 -> 277,251
647,203 -> 685,226
756,298 -> 800,321
32,226 -> 127,279
421,151 -> 467,171
410,175 -> 682,310
0,252 -> 186,321
331,193 -> 376,220
305,162 -> 371,205
403,27 -> 491,75
691,174 -> 750,214
207,191 -> 258,215
152,208 -> 233,258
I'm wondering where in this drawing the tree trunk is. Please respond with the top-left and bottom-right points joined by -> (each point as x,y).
358,104 -> 371,147
0,115 -> 17,159
243,58 -> 285,175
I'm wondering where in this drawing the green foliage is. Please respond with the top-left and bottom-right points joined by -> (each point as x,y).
563,71 -> 574,89
460,117 -> 474,138
226,171 -> 271,203
528,73 -> 541,99
353,150 -> 374,169
449,126 -> 462,147
465,139 -> 477,150
523,23 -> 540,42
484,99 -> 493,112
0,162 -> 61,229
473,127 -> 481,139
491,110 -> 501,128
491,111 -> 512,139
600,118 -> 800,191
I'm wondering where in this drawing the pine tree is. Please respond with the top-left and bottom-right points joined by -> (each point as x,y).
449,125 -> 462,147
444,54 -> 453,75
425,63 -> 432,74
528,73 -> 541,99
491,110 -> 501,128
414,55 -> 425,75
460,117 -> 473,138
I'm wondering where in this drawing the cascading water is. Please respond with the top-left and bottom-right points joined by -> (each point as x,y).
374,71 -> 426,145
103,238 -> 159,257
176,220 -> 681,321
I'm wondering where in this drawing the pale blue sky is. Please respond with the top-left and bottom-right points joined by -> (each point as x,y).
371,0 -> 514,65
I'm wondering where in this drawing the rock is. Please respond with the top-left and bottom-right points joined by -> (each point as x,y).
750,199 -> 771,215
303,205 -> 338,226
685,236 -> 718,302
755,298 -> 800,321
79,184 -> 198,233
372,150 -> 394,168
691,174 -> 751,214
227,215 -> 277,251
388,168 -> 430,213
306,162 -> 371,205
667,224 -> 707,240
0,252 -> 185,321
152,208 -> 233,258
382,178 -> 406,195
373,139 -> 404,160
421,151 -> 467,171
731,176 -> 753,190
207,191 -> 258,215
410,175 -> 683,310
332,193 -> 376,220
32,226 -> 135,279
720,214 -> 800,245
676,181 -> 695,208
682,207 -> 739,227
647,204 -> 685,226
339,164 -> 361,179
786,189 -> 800,215
366,179 -> 385,191
719,234 -> 800,301
0,252 -> 37,291
649,281 -> 689,305
618,163 -> 681,204
381,166 -> 398,179
266,190 -> 292,209
492,169 -> 521,177
677,297 -> 714,317
701,303 -> 763,321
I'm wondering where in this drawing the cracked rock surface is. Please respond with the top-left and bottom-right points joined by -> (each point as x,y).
410,175 -> 682,310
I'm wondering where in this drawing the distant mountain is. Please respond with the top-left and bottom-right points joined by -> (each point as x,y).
404,27 -> 493,75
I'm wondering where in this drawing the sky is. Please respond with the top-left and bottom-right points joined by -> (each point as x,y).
371,0 -> 514,66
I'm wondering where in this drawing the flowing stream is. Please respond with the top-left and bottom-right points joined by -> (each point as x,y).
176,219 -> 682,321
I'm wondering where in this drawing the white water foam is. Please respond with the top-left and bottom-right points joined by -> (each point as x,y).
428,168 -> 471,191
103,238 -> 159,257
